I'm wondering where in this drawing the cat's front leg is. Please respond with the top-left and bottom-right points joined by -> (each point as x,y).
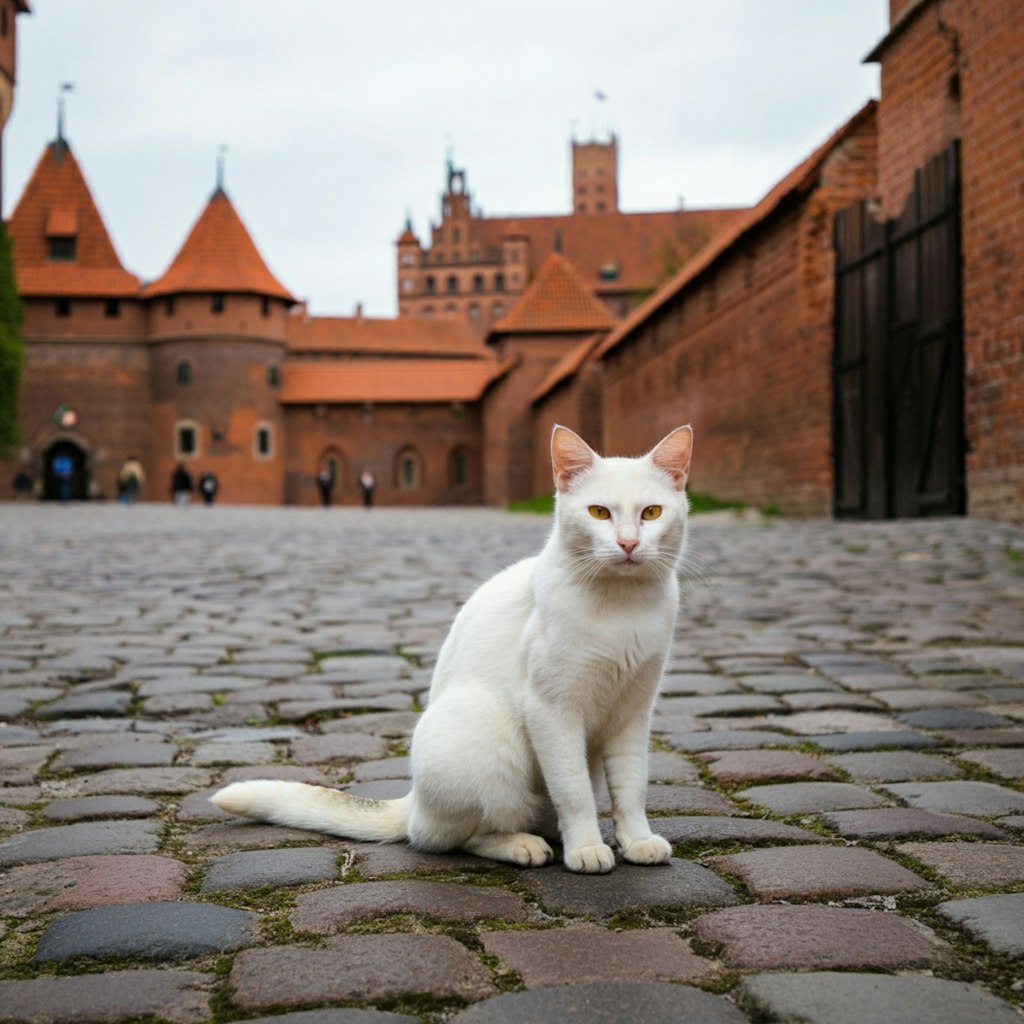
526,705 -> 615,873
604,718 -> 672,866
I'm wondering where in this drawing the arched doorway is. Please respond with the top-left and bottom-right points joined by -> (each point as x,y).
43,440 -> 89,501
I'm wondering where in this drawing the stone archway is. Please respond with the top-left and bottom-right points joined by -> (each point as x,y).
42,438 -> 90,501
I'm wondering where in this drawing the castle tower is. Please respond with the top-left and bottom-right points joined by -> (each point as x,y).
6,132 -> 147,500
571,134 -> 619,214
142,178 -> 295,504
395,217 -> 421,317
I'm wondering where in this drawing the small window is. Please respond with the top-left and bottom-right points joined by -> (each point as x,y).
397,448 -> 422,490
266,363 -> 280,388
492,301 -> 505,320
48,237 -> 76,262
254,423 -> 273,460
468,303 -> 480,322
451,448 -> 469,486
176,422 -> 198,458
472,274 -> 484,292
494,273 -> 505,292
446,275 -> 458,294
425,276 -> 436,294
104,299 -> 120,318
401,277 -> 414,292
177,360 -> 192,385
261,297 -> 271,317
55,298 -> 71,318
452,228 -> 461,244
422,305 -> 434,316
401,252 -> 414,267
165,297 -> 176,316
211,293 -> 225,313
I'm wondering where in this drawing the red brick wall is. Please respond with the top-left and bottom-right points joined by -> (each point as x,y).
5,333 -> 152,500
875,0 -> 1024,519
484,333 -> 592,504
598,112 -> 878,515
282,401 -> 483,506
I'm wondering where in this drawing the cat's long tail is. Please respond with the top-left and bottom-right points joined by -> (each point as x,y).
210,781 -> 411,842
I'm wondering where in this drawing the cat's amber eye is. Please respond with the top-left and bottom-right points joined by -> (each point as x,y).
588,505 -> 611,520
641,505 -> 663,521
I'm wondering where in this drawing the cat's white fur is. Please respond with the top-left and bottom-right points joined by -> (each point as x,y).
212,424 -> 693,873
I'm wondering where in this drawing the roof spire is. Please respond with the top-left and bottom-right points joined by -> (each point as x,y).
54,83 -> 74,160
215,144 -> 228,194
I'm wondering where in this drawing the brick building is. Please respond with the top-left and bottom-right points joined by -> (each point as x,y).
4,0 -> 1020,520
396,137 -> 747,335
537,0 -> 1022,522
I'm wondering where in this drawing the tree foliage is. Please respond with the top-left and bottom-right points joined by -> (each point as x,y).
0,219 -> 24,458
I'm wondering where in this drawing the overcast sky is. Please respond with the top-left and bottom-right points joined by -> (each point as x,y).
3,1 -> 888,318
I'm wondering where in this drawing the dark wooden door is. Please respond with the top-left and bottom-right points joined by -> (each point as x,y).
833,143 -> 965,519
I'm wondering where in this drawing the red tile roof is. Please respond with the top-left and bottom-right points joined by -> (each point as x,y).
595,102 -> 878,362
287,313 -> 489,359
279,357 -> 509,405
482,207 -> 748,298
7,139 -> 140,297
492,251 -> 616,334
143,188 -> 294,302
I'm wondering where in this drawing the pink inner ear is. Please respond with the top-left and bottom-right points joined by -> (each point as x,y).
551,426 -> 596,491
650,426 -> 693,490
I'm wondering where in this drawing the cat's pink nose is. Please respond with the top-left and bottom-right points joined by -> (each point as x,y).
619,538 -> 639,555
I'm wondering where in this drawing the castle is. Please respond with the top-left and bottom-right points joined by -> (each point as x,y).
3,0 -> 1022,521
2,125 -> 744,507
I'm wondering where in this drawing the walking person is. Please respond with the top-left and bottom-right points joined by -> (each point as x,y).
117,455 -> 145,506
170,463 -> 194,506
358,469 -> 376,509
316,466 -> 335,507
199,471 -> 219,505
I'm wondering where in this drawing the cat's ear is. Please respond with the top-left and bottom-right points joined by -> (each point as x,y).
649,425 -> 693,490
551,425 -> 597,492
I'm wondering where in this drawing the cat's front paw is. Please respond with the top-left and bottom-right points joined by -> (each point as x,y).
564,842 -> 616,874
621,834 -> 672,865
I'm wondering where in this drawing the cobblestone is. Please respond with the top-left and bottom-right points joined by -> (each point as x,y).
1,505 -> 1023,1021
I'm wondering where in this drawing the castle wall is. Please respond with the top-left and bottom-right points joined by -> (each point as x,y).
598,112 -> 878,515
282,401 -> 483,507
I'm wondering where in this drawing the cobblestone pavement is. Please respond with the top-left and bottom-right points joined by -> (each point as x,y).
2,502 -> 1024,1023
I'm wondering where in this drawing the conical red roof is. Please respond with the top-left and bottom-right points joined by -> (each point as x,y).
143,188 -> 294,302
494,251 -> 615,334
7,139 -> 140,297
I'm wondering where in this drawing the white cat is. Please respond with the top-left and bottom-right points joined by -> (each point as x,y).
212,424 -> 693,874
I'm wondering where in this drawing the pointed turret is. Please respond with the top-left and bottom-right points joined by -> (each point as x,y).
495,251 -> 614,334
7,137 -> 140,297
143,188 -> 294,303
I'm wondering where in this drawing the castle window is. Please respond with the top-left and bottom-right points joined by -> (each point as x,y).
492,301 -> 505,320
422,305 -> 434,316
472,274 -> 484,292
401,252 -> 415,267
446,275 -> 458,293
55,298 -> 71,318
425,275 -> 436,294
450,447 -> 470,487
175,421 -> 198,458
165,297 -> 175,316
261,297 -> 271,317
105,299 -> 120,318
211,293 -> 225,314
401,277 -> 414,293
266,363 -> 280,388
494,273 -> 505,292
48,237 -> 76,262
253,423 -> 274,460
468,303 -> 480,322
177,360 -> 192,385
396,447 -> 422,490
452,228 -> 461,244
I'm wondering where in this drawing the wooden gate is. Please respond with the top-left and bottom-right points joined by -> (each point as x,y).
833,143 -> 965,518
